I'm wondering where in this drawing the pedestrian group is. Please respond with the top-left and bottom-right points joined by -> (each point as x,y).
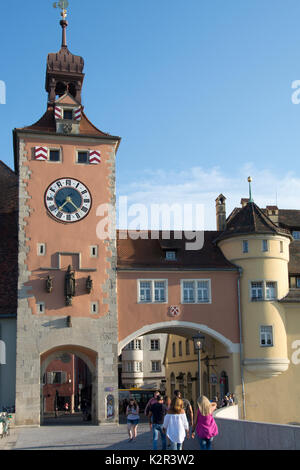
126,389 -> 220,450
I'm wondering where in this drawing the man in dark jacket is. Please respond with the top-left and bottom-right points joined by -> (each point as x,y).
148,395 -> 167,450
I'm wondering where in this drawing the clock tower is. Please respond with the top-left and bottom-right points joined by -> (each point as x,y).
14,13 -> 120,425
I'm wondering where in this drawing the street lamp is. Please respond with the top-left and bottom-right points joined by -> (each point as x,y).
192,332 -> 205,399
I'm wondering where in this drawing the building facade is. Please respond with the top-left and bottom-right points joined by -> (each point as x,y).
121,334 -> 168,389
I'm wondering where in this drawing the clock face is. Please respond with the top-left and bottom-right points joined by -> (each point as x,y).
45,178 -> 92,223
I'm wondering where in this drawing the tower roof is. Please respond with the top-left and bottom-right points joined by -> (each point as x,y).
45,15 -> 85,103
215,201 -> 292,243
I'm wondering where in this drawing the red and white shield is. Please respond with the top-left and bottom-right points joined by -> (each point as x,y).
168,306 -> 180,317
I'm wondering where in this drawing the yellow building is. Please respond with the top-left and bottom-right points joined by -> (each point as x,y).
165,188 -> 300,425
164,334 -> 234,408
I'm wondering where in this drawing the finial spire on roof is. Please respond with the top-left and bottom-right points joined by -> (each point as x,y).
248,176 -> 253,203
53,0 -> 69,47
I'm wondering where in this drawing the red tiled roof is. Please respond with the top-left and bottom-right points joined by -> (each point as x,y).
117,231 -> 237,270
18,107 -> 119,139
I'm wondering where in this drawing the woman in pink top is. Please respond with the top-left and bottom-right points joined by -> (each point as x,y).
191,396 -> 218,450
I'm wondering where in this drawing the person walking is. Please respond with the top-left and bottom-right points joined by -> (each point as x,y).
191,395 -> 218,450
174,390 -> 194,427
148,395 -> 167,450
126,398 -> 140,442
162,397 -> 189,450
144,391 -> 160,417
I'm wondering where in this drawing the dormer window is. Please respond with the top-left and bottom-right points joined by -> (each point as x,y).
63,109 -> 73,120
165,251 -> 177,261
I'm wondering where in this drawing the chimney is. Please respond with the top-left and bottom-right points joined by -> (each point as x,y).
216,194 -> 226,231
266,205 -> 279,226
240,198 -> 249,208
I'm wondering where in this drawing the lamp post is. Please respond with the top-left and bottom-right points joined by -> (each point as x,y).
192,332 -> 205,399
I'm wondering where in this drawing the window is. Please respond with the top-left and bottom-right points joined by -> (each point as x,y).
63,109 -> 73,120
138,280 -> 167,303
242,240 -> 249,253
293,231 -> 300,240
150,339 -> 160,351
125,361 -> 143,373
77,151 -> 89,164
47,371 -> 67,384
251,282 -> 263,301
90,246 -> 98,258
266,282 -> 276,300
37,243 -> 46,256
181,280 -> 211,304
151,361 -> 161,372
251,281 -> 277,301
179,341 -> 182,356
280,241 -> 283,253
297,278 -> 300,288
165,251 -> 176,261
172,342 -> 176,358
262,240 -> 268,252
90,302 -> 99,314
260,326 -> 273,347
36,302 -> 45,314
49,149 -> 60,162
126,339 -> 142,350
186,339 -> 190,356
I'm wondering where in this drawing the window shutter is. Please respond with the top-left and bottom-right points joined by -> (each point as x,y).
61,372 -> 67,384
89,150 -> 101,164
35,146 -> 48,161
54,106 -> 63,120
74,107 -> 82,121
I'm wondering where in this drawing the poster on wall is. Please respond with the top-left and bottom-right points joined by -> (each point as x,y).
106,394 -> 115,419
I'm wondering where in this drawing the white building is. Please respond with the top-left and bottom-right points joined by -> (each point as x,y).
121,334 -> 168,390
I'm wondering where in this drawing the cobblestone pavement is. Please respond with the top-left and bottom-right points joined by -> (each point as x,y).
0,415 -> 199,451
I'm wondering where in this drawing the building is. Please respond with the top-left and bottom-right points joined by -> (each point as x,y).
121,334 -> 168,389
164,334 -> 230,407
12,14 -> 120,425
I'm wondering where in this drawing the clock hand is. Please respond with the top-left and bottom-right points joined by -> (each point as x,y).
58,199 -> 69,211
68,197 -> 80,211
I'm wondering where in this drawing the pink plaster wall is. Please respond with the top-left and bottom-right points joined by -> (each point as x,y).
117,270 -> 240,344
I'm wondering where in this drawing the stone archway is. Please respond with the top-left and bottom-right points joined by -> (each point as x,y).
40,345 -> 97,424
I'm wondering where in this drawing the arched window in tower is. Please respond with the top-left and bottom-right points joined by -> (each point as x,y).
68,82 -> 76,98
55,81 -> 67,97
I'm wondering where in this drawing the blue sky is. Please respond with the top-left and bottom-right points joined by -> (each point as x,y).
1,0 -> 300,228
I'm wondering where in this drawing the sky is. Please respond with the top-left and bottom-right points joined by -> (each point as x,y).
1,0 -> 300,229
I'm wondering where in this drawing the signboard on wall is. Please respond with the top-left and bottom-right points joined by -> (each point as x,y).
0,340 -> 6,365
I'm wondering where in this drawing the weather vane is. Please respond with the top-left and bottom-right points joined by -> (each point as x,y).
53,0 -> 69,19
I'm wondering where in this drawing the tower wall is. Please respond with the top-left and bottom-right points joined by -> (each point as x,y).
15,133 -> 119,425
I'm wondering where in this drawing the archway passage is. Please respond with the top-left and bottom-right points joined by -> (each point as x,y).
41,346 -> 97,426
118,323 -> 240,421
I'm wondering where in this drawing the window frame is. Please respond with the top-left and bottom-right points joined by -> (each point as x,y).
150,339 -> 160,351
250,280 -> 278,301
180,279 -> 212,304
137,279 -> 168,304
260,325 -> 274,347
242,240 -> 249,253
76,149 -> 90,165
48,148 -> 61,163
151,360 -> 161,372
